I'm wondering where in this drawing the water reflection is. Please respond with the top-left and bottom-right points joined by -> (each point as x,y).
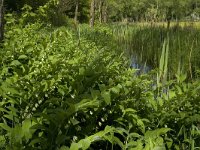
131,56 -> 152,74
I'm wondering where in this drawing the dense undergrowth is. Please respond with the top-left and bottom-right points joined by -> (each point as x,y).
0,17 -> 200,150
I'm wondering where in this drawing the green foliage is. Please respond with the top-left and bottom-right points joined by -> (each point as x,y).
5,0 -> 49,11
5,0 -> 68,27
0,19 -> 200,150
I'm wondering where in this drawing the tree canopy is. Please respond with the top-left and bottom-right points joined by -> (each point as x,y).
3,0 -> 200,25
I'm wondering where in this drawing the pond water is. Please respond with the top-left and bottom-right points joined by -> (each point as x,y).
131,56 -> 152,74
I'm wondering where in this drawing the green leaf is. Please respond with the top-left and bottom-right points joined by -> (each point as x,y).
49,55 -> 59,64
101,91 -> 111,105
99,84 -> 106,92
11,60 -> 21,66
124,108 -> 137,115
0,123 -> 11,131
90,89 -> 100,99
137,119 -> 145,134
70,118 -> 80,125
22,119 -> 34,141
12,125 -> 23,143
8,106 -> 18,114
18,55 -> 28,60
60,146 -> 70,150
111,86 -> 120,94
4,114 -> 14,121
79,139 -> 91,150
145,128 -> 171,139
129,133 -> 141,138
79,67 -> 85,75
168,90 -> 176,99
75,99 -> 99,111
27,47 -> 33,53
115,127 -> 129,136
126,81 -> 132,86
58,87 -> 65,96
69,143 -> 79,150
30,12 -> 36,17
2,87 -> 19,95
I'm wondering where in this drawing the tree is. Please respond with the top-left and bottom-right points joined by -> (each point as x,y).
0,0 -> 4,41
58,0 -> 75,13
98,0 -> 103,23
3,0 -> 200,27
74,0 -> 79,23
103,0 -> 108,23
89,0 -> 95,27
158,0 -> 184,28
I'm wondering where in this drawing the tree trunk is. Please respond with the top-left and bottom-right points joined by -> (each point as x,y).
0,0 -> 4,41
103,3 -> 108,23
167,20 -> 170,29
89,0 -> 95,27
166,8 -> 172,29
74,0 -> 79,24
99,0 -> 103,23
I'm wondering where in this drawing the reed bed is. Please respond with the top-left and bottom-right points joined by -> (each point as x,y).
111,23 -> 200,79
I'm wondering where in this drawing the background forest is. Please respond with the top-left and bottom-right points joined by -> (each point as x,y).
0,0 -> 200,150
4,0 -> 200,25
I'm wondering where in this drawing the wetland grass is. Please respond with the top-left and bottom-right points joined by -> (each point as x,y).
112,23 -> 200,79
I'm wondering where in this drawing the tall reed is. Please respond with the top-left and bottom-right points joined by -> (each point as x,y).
111,24 -> 200,79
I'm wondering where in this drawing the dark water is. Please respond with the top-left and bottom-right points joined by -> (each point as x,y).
131,56 -> 152,74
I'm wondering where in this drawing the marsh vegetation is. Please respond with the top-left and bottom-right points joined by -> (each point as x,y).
0,0 -> 200,150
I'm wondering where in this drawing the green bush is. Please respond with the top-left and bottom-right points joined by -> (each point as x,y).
0,22 -> 128,149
